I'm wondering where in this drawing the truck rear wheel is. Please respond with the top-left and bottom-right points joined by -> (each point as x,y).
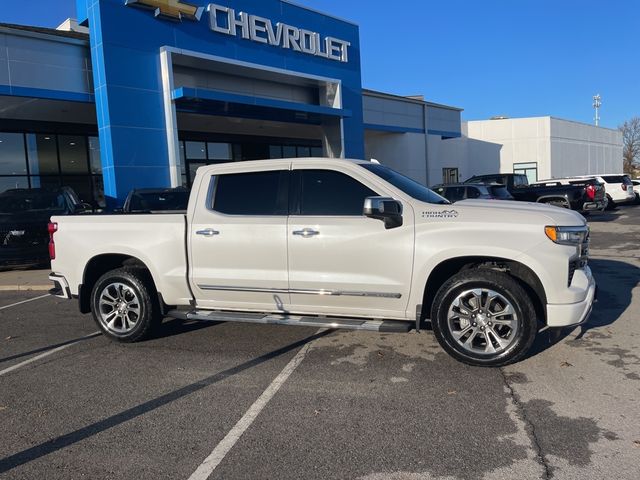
91,268 -> 161,343
431,269 -> 537,367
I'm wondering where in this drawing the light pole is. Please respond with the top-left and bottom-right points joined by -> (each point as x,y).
593,94 -> 602,127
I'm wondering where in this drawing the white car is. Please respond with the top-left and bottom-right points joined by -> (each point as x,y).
48,158 -> 596,367
583,174 -> 635,207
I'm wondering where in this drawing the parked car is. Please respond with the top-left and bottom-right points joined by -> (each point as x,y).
0,187 -> 90,269
465,173 -> 606,212
431,183 -> 513,203
632,180 -> 640,204
122,187 -> 190,213
541,174 -> 635,209
49,159 -> 596,367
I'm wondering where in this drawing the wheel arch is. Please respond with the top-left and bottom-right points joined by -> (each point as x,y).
79,254 -> 163,314
421,256 -> 547,326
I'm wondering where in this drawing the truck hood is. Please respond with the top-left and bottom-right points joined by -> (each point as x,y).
416,199 -> 586,227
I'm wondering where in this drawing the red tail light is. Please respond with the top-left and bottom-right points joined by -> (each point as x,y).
48,222 -> 58,260
622,184 -> 628,191
586,184 -> 596,201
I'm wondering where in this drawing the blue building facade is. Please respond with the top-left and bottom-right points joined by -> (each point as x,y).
77,0 -> 364,204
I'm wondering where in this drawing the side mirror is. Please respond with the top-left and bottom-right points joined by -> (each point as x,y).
364,196 -> 403,229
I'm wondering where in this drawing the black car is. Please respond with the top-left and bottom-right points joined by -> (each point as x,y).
465,173 -> 606,212
0,187 -> 90,269
430,183 -> 514,203
121,187 -> 190,213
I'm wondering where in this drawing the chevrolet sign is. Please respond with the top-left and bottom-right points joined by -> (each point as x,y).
208,4 -> 351,63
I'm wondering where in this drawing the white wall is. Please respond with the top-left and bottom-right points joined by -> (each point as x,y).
364,131 -> 427,184
549,118 -> 623,178
429,117 -> 624,184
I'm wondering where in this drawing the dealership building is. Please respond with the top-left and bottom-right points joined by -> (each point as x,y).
0,0 -> 622,207
0,0 -> 462,207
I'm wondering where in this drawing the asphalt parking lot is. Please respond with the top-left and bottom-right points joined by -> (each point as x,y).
1,207 -> 639,480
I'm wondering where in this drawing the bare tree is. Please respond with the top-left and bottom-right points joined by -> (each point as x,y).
619,117 -> 640,175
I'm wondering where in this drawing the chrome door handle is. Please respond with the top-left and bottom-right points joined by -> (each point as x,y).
196,229 -> 220,237
292,228 -> 320,238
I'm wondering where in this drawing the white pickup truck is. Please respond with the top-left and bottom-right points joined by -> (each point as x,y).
49,158 -> 596,366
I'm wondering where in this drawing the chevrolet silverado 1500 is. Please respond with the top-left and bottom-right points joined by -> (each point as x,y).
49,159 -> 596,366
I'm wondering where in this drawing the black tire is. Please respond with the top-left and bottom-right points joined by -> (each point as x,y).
431,269 -> 538,367
605,195 -> 617,210
90,267 -> 161,343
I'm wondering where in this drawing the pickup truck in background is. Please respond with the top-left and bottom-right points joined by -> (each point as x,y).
465,173 -> 606,212
49,159 -> 597,367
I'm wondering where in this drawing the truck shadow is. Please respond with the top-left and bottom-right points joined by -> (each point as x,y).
527,258 -> 640,358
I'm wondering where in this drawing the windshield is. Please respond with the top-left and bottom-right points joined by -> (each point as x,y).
360,163 -> 450,204
0,191 -> 68,214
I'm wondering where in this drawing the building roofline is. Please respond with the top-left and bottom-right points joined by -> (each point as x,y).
465,115 -> 620,133
0,23 -> 89,44
363,89 -> 464,111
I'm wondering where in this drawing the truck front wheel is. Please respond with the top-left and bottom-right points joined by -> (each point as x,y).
90,268 -> 161,343
431,269 -> 537,367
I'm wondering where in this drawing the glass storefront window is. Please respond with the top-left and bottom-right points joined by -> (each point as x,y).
269,145 -> 283,159
207,142 -> 232,161
0,176 -> 28,193
297,146 -> 311,157
283,146 -> 296,158
91,176 -> 106,208
89,136 -> 102,174
0,133 -> 27,175
311,147 -> 323,157
30,176 -> 62,190
59,136 -> 89,174
185,141 -> 206,160
62,175 -> 93,203
27,134 -> 59,175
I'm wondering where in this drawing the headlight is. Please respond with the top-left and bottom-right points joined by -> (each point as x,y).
545,226 -> 588,245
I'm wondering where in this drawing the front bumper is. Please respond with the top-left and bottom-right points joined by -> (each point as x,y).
546,269 -> 597,327
49,273 -> 72,299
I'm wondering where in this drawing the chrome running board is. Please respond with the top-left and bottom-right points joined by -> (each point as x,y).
167,309 -> 413,333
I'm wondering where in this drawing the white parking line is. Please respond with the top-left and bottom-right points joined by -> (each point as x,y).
187,329 -> 323,480
0,294 -> 50,311
0,331 -> 101,377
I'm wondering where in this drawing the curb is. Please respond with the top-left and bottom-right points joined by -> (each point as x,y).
0,285 -> 51,292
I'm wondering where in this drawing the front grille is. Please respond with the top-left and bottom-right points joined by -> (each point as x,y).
569,232 -> 590,287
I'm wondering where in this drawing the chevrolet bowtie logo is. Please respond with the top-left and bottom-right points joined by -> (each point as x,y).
125,0 -> 204,21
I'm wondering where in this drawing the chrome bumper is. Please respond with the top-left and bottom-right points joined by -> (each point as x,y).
49,274 -> 72,300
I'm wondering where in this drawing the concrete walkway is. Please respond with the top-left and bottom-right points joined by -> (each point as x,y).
0,268 -> 51,291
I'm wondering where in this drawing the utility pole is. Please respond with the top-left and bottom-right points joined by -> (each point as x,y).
593,94 -> 602,127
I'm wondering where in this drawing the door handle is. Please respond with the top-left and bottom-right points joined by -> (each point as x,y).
196,229 -> 220,237
292,228 -> 320,238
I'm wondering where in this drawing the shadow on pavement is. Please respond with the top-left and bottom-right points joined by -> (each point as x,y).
527,258 -> 639,357
0,329 -> 332,475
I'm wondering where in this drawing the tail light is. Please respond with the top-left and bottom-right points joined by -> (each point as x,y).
586,184 -> 596,201
622,184 -> 628,191
48,222 -> 58,260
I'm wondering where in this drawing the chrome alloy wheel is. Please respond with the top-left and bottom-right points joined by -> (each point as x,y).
447,288 -> 519,355
98,282 -> 141,334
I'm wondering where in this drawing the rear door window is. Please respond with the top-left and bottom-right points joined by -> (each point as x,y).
602,175 -> 626,184
212,170 -> 288,215
446,186 -> 466,202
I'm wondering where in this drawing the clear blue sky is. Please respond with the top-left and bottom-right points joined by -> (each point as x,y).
1,0 -> 638,129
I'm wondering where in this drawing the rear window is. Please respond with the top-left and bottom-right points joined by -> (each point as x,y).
489,186 -> 513,199
602,175 -> 632,185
